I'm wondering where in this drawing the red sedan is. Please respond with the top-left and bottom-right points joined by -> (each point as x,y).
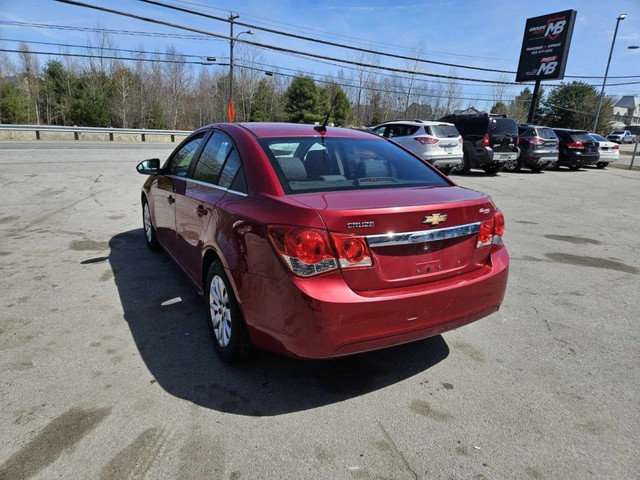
136,123 -> 509,361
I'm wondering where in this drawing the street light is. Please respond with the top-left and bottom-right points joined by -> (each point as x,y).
228,13 -> 253,122
592,13 -> 627,132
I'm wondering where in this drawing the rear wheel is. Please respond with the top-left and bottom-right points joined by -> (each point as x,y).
483,164 -> 504,175
530,164 -> 545,173
503,157 -> 521,172
439,166 -> 453,176
452,153 -> 471,174
206,262 -> 251,363
596,162 -> 608,169
568,164 -> 581,171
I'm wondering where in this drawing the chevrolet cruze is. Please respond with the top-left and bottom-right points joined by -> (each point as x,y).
137,123 -> 509,362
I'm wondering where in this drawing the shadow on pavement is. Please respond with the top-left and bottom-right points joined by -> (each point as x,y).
105,229 -> 450,416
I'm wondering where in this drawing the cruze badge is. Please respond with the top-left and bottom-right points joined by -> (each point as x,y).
422,213 -> 447,226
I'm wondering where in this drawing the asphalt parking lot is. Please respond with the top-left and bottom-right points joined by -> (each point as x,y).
0,142 -> 638,479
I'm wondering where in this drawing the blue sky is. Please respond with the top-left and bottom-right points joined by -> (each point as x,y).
1,0 -> 639,110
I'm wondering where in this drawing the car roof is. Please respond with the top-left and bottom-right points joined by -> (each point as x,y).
373,120 -> 455,127
552,128 -> 588,133
197,122 -> 375,139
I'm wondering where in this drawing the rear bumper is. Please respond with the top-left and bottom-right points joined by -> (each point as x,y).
429,155 -> 463,168
521,151 -> 558,167
238,247 -> 509,359
563,152 -> 599,166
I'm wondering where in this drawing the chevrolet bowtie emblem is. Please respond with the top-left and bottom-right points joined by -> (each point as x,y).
422,213 -> 447,226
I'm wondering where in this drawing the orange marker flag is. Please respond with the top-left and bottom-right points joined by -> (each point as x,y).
227,98 -> 236,123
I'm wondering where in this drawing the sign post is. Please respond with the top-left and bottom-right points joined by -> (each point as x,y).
516,10 -> 577,123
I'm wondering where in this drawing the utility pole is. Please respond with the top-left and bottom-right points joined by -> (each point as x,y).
228,13 -> 239,122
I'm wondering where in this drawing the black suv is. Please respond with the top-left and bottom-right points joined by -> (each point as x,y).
508,124 -> 559,172
440,113 -> 519,174
551,128 -> 600,170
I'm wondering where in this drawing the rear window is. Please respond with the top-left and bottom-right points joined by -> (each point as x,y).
570,133 -> 594,143
429,125 -> 459,138
490,118 -> 518,135
536,128 -> 558,140
259,137 -> 450,194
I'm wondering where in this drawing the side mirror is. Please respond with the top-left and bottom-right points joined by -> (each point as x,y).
136,158 -> 161,175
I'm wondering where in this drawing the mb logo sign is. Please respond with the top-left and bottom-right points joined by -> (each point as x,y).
516,9 -> 577,83
537,56 -> 558,76
545,19 -> 566,41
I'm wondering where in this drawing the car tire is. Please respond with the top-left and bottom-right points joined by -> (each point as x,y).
482,164 -> 504,175
596,162 -> 608,169
530,164 -> 545,173
440,166 -> 453,176
503,157 -> 521,172
452,154 -> 471,174
142,198 -> 160,251
206,261 -> 251,363
568,164 -> 581,171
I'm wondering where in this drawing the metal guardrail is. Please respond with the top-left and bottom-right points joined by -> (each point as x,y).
0,124 -> 192,142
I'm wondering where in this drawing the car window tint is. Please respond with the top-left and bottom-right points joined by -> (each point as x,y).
490,119 -> 518,135
165,134 -> 205,177
192,134 -> 226,184
219,148 -> 241,188
538,128 -> 557,140
229,165 -> 247,194
260,137 -> 450,195
572,133 -> 593,143
429,125 -> 459,138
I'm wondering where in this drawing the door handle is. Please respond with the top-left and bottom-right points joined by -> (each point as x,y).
167,195 -> 175,205
196,205 -> 208,217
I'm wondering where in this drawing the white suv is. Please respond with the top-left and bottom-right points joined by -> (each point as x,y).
370,120 -> 463,175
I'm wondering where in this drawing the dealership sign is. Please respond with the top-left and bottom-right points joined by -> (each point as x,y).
516,10 -> 577,82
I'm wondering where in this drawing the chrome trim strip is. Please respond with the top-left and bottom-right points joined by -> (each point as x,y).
166,176 -> 249,197
366,222 -> 481,247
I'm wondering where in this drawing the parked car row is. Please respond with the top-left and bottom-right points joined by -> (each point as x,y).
370,112 -> 621,174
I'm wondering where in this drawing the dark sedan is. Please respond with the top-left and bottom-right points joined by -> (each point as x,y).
137,123 -> 509,361
551,128 -> 600,170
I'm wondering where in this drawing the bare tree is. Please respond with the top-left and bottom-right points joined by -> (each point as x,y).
162,47 -> 192,130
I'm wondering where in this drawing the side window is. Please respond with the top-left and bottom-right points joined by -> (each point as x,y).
193,133 -> 228,184
372,126 -> 386,137
165,134 -> 205,177
219,149 -> 242,188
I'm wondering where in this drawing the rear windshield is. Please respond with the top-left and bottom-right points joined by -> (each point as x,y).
429,125 -> 459,138
590,134 -> 607,142
571,133 -> 594,143
536,127 -> 558,140
259,137 -> 450,194
490,118 -> 518,135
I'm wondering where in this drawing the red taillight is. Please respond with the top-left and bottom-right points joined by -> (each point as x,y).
477,211 -> 505,248
516,136 -> 519,147
482,134 -> 490,147
268,226 -> 372,276
284,229 -> 330,264
458,136 -> 463,144
566,141 -> 583,149
613,144 -> 619,150
414,135 -> 438,145
529,137 -> 545,145
331,233 -> 372,268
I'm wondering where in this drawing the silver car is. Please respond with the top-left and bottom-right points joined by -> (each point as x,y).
370,120 -> 463,175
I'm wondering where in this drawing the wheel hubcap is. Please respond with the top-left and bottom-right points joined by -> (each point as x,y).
209,275 -> 232,347
143,204 -> 152,242
505,159 -> 517,170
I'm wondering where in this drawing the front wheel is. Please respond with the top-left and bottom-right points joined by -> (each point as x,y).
596,162 -> 608,169
206,262 -> 251,362
483,164 -> 504,175
142,198 -> 160,251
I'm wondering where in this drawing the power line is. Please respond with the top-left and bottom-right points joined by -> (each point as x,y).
1,38 -> 209,60
141,0 -> 518,76
51,0 -> 521,86
140,0 -> 640,81
0,48 -> 216,65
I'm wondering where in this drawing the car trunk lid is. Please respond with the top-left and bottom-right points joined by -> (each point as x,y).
291,186 -> 498,291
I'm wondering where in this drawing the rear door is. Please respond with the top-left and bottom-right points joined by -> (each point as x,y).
175,130 -> 245,283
